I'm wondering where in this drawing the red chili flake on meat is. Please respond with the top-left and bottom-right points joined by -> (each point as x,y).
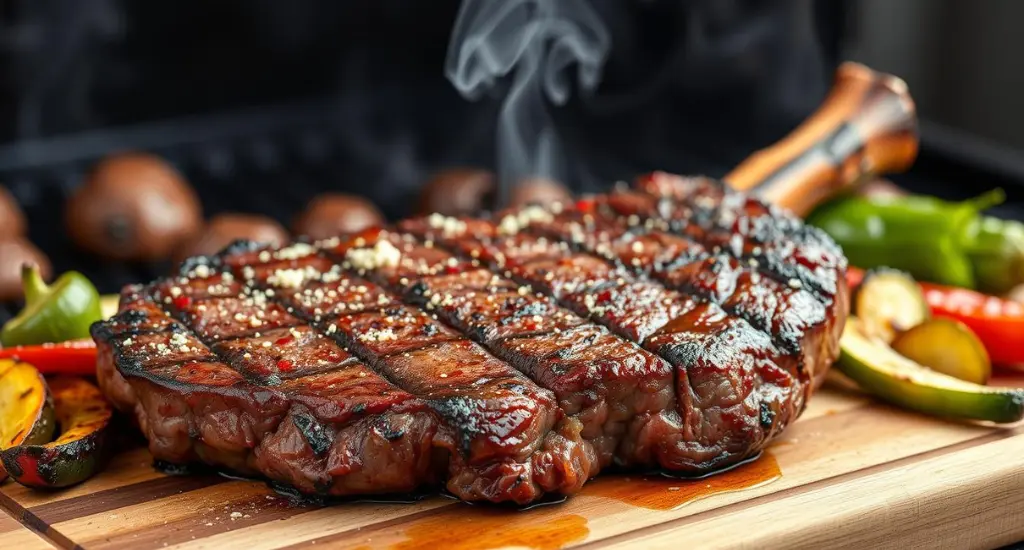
575,198 -> 595,213
277,360 -> 294,372
172,296 -> 192,310
444,264 -> 461,274
597,290 -> 613,303
275,336 -> 295,346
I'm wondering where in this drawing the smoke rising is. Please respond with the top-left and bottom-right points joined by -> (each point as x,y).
445,0 -> 610,204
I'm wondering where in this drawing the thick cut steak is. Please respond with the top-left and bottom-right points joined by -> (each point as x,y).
92,175 -> 849,504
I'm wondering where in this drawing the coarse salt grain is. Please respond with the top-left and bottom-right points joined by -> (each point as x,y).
358,328 -> 397,342
345,240 -> 401,270
275,243 -> 315,260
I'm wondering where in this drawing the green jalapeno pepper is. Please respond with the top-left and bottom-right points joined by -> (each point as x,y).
0,265 -> 102,347
807,189 -> 1024,294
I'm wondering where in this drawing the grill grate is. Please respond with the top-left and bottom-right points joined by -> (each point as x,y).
0,100 -> 423,324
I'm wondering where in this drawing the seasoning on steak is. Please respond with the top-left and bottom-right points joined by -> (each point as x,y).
92,174 -> 849,505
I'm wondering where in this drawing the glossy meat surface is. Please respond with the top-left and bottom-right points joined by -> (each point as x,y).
400,215 -> 805,473
92,175 -> 847,504
321,233 -> 677,470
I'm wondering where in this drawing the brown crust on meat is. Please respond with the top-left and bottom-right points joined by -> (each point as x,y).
92,178 -> 847,504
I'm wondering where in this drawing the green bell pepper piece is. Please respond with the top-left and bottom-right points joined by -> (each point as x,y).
0,265 -> 102,347
807,189 -> 1024,293
960,214 -> 1024,295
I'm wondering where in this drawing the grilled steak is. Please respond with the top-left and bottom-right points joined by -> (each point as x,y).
92,173 -> 849,505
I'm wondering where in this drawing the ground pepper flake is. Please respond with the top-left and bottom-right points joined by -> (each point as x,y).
172,295 -> 193,310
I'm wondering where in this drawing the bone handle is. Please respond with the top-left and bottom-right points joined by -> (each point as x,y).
725,62 -> 919,217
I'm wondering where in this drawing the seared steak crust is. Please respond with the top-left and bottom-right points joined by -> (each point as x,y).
398,219 -> 803,473
322,231 -> 680,471
92,174 -> 848,504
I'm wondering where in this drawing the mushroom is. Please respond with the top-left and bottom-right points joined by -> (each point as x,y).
175,213 -> 290,263
418,168 -> 496,216
509,177 -> 573,208
0,238 -> 51,302
293,193 -> 385,240
65,152 -> 203,261
0,185 -> 26,238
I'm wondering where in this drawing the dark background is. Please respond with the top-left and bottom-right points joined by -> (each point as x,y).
0,0 -> 1022,301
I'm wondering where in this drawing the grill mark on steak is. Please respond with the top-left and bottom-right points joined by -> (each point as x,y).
91,283 -> 443,498
507,206 -> 831,384
90,180 -> 848,505
217,243 -> 596,504
397,218 -> 802,474
609,172 -> 846,301
417,208 -> 822,389
323,230 -> 677,470
150,266 -> 353,386
590,176 -> 847,390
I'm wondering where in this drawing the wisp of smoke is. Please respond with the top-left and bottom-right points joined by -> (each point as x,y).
445,0 -> 610,204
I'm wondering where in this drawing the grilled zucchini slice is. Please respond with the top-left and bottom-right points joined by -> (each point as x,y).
1,376 -> 113,488
838,317 -> 1024,424
854,268 -> 930,343
0,360 -> 55,482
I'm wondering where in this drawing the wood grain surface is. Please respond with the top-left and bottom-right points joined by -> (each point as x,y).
2,371 -> 1022,550
0,506 -> 56,549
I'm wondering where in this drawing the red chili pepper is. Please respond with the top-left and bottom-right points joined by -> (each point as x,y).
846,266 -> 1024,366
0,339 -> 98,376
275,335 -> 294,346
172,295 -> 192,310
575,198 -> 595,214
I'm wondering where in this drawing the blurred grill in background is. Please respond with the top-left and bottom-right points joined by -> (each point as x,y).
0,0 -> 1021,322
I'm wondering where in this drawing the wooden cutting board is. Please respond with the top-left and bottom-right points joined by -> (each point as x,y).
2,371 -> 1023,550
0,506 -> 54,549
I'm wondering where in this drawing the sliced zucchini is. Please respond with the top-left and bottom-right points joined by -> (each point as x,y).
1,376 -> 113,488
837,317 -> 1024,424
0,360 -> 56,482
854,268 -> 930,343
892,319 -> 991,385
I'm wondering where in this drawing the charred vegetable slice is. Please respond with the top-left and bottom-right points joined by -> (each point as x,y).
854,268 -> 930,343
838,317 -> 1024,423
0,360 -> 55,481
892,319 -> 992,385
0,376 -> 113,488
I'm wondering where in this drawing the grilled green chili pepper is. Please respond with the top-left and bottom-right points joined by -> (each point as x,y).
0,265 -> 102,347
807,189 -> 1024,293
